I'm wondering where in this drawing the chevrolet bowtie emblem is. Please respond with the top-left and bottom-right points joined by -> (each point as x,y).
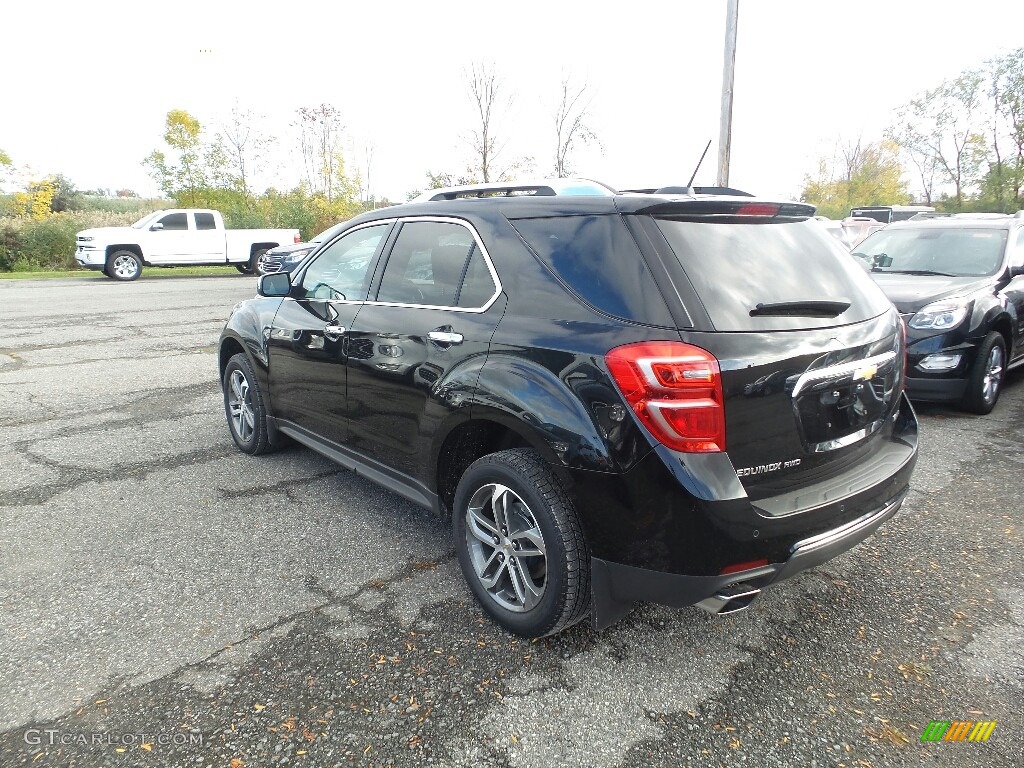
853,364 -> 878,381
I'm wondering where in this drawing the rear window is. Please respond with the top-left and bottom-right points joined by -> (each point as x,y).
510,215 -> 673,326
655,218 -> 891,331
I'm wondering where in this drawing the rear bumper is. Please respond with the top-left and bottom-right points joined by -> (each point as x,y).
580,392 -> 918,629
591,489 -> 906,627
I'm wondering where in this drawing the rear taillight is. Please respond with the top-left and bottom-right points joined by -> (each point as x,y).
605,341 -> 725,453
735,203 -> 780,216
294,233 -> 302,243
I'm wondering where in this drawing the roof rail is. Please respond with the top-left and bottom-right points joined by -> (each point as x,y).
410,178 -> 617,203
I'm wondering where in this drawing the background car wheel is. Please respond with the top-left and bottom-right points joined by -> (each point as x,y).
223,353 -> 278,455
250,248 -> 269,275
453,448 -> 590,637
106,250 -> 142,281
962,332 -> 1005,414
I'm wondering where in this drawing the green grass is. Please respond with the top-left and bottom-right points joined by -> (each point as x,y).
0,265 -> 244,280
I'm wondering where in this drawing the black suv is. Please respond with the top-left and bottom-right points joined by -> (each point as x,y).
853,214 -> 1024,413
219,181 -> 919,637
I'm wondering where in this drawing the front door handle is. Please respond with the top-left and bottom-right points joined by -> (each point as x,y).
428,330 -> 464,345
324,324 -> 346,341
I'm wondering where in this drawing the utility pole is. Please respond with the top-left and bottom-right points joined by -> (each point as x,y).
717,0 -> 740,187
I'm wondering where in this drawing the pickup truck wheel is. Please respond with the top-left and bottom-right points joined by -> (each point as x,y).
223,353 -> 277,455
961,332 -> 1005,414
235,264 -> 254,275
107,250 -> 142,281
453,448 -> 590,637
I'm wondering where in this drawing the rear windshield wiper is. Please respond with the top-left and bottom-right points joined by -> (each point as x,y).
749,300 -> 851,317
874,269 -> 958,277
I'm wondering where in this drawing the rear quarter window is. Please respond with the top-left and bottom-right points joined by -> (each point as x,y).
510,215 -> 673,327
655,217 -> 892,331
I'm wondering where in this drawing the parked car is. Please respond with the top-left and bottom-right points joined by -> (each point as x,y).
219,180 -> 919,637
850,205 -> 936,223
257,222 -> 349,275
75,209 -> 300,281
852,213 -> 1024,413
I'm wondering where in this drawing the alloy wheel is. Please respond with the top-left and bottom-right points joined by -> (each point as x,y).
228,369 -> 256,443
982,344 -> 1004,404
465,483 -> 547,613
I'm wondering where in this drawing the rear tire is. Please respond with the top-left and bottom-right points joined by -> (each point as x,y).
235,263 -> 253,274
453,448 -> 590,637
106,250 -> 142,281
961,332 -> 1005,414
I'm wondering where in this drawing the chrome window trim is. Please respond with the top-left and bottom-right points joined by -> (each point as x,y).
294,216 -> 502,313
368,216 -> 502,314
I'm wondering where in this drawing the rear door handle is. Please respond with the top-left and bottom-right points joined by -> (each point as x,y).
324,324 -> 346,341
428,330 -> 464,345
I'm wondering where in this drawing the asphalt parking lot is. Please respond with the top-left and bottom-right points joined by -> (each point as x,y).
1,275 -> 1022,768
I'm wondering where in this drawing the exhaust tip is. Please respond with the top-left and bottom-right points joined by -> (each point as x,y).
697,582 -> 762,615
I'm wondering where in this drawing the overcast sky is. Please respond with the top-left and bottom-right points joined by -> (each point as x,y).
4,0 -> 1023,202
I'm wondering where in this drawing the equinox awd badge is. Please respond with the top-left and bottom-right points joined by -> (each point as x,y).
736,459 -> 801,477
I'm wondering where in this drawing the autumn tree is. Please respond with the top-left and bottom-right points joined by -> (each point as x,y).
294,104 -> 360,203
800,138 -> 910,219
552,76 -> 599,177
143,109 -> 212,206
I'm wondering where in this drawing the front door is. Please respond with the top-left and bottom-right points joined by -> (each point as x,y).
267,222 -> 394,445
345,218 -> 503,484
146,211 -> 192,260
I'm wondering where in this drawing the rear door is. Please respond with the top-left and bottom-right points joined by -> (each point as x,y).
1004,227 -> 1024,361
343,217 -> 504,483
267,221 -> 393,445
639,211 -> 903,502
189,211 -> 223,262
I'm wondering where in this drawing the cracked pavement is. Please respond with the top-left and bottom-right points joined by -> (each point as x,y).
1,275 -> 1022,767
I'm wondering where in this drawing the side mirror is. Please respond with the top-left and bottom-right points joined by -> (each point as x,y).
149,222 -> 164,231
1011,264 -> 1024,278
257,272 -> 292,297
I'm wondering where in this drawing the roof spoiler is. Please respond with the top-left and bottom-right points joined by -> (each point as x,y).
619,185 -> 755,197
635,200 -> 816,219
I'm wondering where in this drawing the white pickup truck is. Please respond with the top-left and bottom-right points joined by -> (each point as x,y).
75,209 -> 300,281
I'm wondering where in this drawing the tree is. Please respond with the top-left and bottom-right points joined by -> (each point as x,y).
48,173 -> 80,212
888,71 -> 989,210
800,139 -> 910,219
552,76 -> 599,177
989,48 -> 1024,208
143,109 -> 211,206
211,104 -> 275,205
465,62 -> 512,183
295,104 -> 351,202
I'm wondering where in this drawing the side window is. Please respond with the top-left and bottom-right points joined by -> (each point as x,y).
376,221 -> 494,308
194,212 -> 216,230
299,224 -> 389,301
157,212 -> 188,231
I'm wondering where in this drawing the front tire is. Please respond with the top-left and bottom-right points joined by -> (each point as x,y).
222,353 -> 277,455
453,448 -> 590,637
961,332 -> 1006,414
107,250 -> 142,281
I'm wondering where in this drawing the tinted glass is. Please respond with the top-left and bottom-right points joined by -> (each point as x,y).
376,222 -> 488,307
510,215 -> 673,326
853,227 -> 1008,277
656,218 -> 891,331
194,212 -> 216,230
157,212 -> 188,230
299,224 -> 388,301
457,246 -> 497,307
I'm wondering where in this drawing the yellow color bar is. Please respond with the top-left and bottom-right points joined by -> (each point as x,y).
968,721 -> 997,742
